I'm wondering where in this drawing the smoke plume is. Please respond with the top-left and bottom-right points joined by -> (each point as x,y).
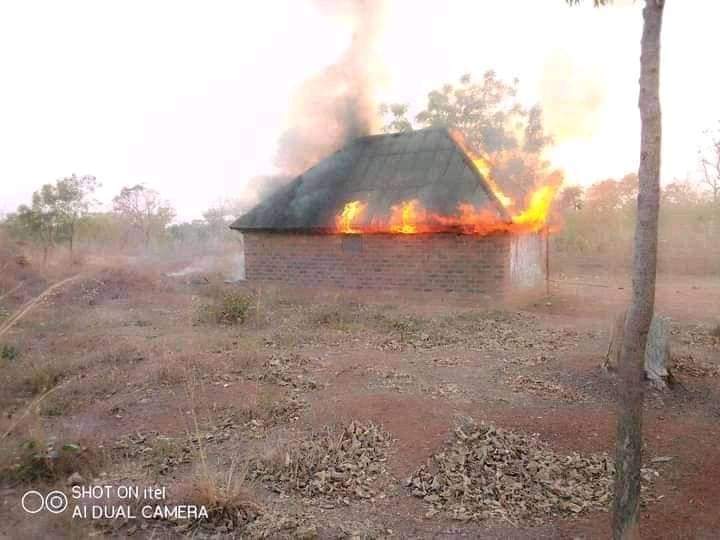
274,0 -> 385,175
539,52 -> 605,142
239,1 -> 385,213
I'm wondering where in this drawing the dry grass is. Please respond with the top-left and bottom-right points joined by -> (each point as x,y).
174,378 -> 265,532
1,250 -> 716,536
24,361 -> 70,395
711,323 -> 720,340
0,274 -> 82,339
306,300 -> 365,330
182,461 -> 261,527
153,360 -> 188,386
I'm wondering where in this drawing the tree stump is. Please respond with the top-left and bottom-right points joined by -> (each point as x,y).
604,310 -> 671,389
644,315 -> 671,389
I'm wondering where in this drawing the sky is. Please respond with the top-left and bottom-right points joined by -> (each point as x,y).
0,0 -> 717,222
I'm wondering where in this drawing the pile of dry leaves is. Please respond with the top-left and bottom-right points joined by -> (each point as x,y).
408,418 -> 632,525
673,353 -> 720,377
251,421 -> 393,502
184,507 -> 317,539
247,352 -> 320,392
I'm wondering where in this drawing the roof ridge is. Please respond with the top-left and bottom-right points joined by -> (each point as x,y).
353,126 -> 451,143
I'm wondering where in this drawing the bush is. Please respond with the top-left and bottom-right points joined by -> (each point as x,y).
25,363 -> 65,395
0,344 -> 19,362
0,438 -> 100,484
199,291 -> 252,325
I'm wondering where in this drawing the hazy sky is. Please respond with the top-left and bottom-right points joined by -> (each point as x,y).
1,0 -> 717,221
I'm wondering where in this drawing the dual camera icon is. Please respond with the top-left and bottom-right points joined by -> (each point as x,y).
21,490 -> 69,514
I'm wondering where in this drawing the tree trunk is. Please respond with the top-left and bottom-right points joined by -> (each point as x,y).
612,2 -> 665,539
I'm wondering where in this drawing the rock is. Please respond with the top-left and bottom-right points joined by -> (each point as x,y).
67,472 -> 84,486
604,311 -> 672,388
645,315 -> 671,388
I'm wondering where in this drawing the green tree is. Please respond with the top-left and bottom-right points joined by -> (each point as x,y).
112,184 -> 175,249
14,189 -> 60,265
167,220 -> 211,246
378,103 -> 413,134
569,1 -> 666,538
202,207 -> 229,238
75,212 -> 126,249
381,71 -> 553,200
8,174 -> 98,263
55,174 -> 99,261
6,175 -> 98,264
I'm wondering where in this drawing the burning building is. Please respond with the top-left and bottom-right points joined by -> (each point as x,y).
230,127 -> 554,299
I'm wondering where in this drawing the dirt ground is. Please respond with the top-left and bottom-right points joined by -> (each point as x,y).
0,256 -> 718,539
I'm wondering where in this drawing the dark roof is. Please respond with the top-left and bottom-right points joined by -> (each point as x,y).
230,127 -> 510,232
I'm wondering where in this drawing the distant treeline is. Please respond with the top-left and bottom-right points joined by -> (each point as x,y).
552,175 -> 720,275
0,178 -> 244,263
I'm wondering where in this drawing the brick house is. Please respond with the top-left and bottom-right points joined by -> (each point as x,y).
230,128 -> 547,299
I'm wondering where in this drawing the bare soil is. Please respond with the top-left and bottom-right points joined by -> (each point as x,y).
0,256 -> 718,539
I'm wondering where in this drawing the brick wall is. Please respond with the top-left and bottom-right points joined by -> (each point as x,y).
242,232 -> 547,298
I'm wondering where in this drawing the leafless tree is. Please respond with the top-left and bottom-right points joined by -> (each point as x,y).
699,128 -> 720,204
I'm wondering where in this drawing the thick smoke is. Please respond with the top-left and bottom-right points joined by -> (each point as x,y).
539,52 -> 605,142
240,0 -> 384,213
274,0 -> 384,175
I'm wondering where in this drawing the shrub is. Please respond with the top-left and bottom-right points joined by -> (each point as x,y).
0,438 -> 100,484
0,344 -> 19,362
199,291 -> 252,325
25,363 -> 65,395
40,398 -> 66,417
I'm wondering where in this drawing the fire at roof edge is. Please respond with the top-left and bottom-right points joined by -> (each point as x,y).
231,127 -> 562,236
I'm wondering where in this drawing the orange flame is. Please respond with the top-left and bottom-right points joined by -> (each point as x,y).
473,157 -> 513,208
333,156 -> 562,236
512,185 -> 555,228
335,200 -> 367,233
390,200 -> 423,234
334,184 -> 559,235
